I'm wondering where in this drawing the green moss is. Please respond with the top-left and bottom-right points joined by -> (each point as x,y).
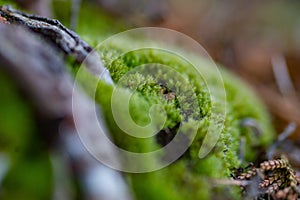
73,33 -> 274,199
51,2 -> 275,197
128,161 -> 211,200
0,1 -> 275,199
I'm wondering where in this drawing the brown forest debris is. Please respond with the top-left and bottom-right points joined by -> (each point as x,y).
233,158 -> 300,200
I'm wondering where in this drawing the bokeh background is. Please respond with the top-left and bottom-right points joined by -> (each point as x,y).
1,0 -> 300,199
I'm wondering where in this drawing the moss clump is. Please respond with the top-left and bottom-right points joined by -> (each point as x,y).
74,33 -> 274,199
0,1 -> 275,199
48,1 -> 275,198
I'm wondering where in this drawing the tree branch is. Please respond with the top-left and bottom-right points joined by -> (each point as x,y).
0,5 -> 113,84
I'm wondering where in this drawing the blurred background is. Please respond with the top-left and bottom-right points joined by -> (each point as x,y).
12,0 -> 300,175
1,0 -> 300,199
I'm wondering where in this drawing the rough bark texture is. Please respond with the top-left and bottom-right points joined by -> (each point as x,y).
0,5 -> 113,84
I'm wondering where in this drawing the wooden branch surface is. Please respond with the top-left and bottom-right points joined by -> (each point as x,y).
0,5 -> 113,84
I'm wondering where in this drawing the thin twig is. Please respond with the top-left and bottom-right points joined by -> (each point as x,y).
70,0 -> 81,30
240,118 -> 262,137
0,153 -> 10,187
211,179 -> 249,187
50,151 -> 74,200
271,54 -> 296,98
267,123 -> 297,160
238,136 -> 246,163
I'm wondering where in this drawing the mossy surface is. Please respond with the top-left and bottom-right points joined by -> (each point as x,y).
0,1 -> 275,199
74,25 -> 274,200
66,2 -> 275,199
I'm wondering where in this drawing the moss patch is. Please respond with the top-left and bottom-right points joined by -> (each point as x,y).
74,32 -> 275,199
69,3 -> 275,197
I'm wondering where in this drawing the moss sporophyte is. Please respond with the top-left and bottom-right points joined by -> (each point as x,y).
73,28 -> 275,199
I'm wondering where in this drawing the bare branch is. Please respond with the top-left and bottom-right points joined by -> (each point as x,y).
267,123 -> 297,160
0,5 -> 113,84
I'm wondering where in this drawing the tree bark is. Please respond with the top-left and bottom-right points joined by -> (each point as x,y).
0,21 -> 131,200
0,5 -> 113,84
